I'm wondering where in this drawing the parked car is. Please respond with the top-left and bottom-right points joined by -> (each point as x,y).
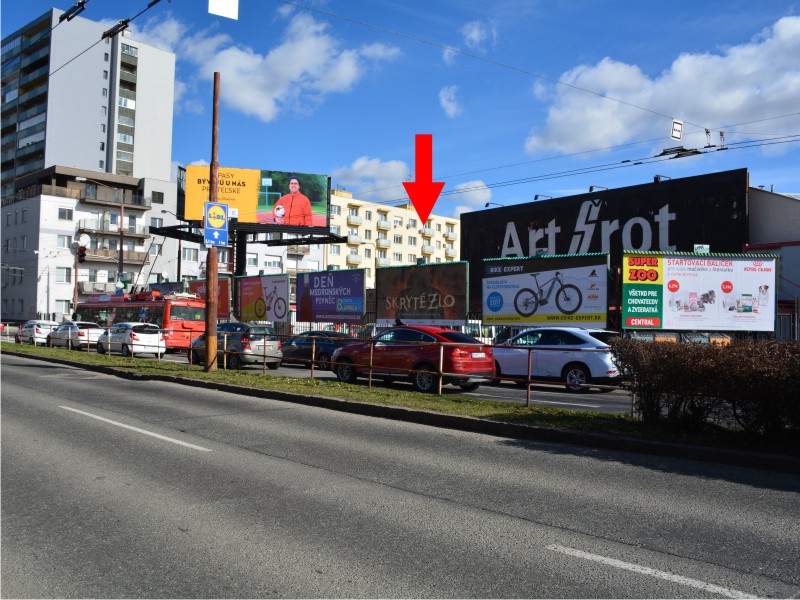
189,322 -> 282,370
330,325 -> 494,393
281,330 -> 357,370
16,320 -> 59,345
96,322 -> 166,357
48,321 -> 105,350
493,326 -> 619,392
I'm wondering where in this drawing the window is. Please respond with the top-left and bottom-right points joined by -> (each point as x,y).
364,248 -> 372,258
5,213 -> 10,225
331,205 -> 341,216
246,254 -> 257,266
378,250 -> 387,259
393,217 -> 403,227
21,209 -> 26,223
408,236 -> 417,246
101,124 -> 106,133
151,191 -> 164,204
99,160 -> 104,169
102,88 -> 108,98
88,269 -> 98,282
436,224 -> 442,232
104,52 -> 109,62
56,267 -> 71,283
328,265 -> 339,271
101,106 -> 107,116
218,249 -> 230,263
58,208 -> 73,221
150,244 -> 161,256
330,225 -> 340,235
117,133 -> 134,144
365,230 -> 372,240
330,246 -> 340,255
56,300 -> 70,315
365,210 -> 372,221
182,247 -> 199,262
393,234 -> 402,244
409,218 -> 417,228
264,257 -> 281,268
349,207 -> 359,216
150,217 -> 163,228
118,115 -> 135,127
103,70 -> 108,80
348,227 -> 358,236
408,254 -> 416,263
100,142 -> 105,151
393,252 -> 402,262
121,43 -> 138,57
110,213 -> 119,226
446,224 -> 455,233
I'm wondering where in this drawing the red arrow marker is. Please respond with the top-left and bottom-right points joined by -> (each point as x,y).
403,134 -> 445,225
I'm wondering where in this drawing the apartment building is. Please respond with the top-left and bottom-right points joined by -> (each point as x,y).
1,8 -> 176,321
327,189 -> 460,288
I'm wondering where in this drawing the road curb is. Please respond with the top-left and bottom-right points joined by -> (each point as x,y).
6,349 -> 800,475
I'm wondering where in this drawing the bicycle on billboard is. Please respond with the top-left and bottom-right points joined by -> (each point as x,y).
254,285 -> 287,320
514,272 -> 582,317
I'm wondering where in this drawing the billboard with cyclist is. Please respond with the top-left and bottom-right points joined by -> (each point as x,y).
295,269 -> 366,324
239,274 -> 290,322
482,254 -> 609,326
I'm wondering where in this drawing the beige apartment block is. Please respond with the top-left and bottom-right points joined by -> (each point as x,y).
327,189 -> 460,288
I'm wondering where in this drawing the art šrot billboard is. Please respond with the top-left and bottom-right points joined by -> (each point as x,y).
460,168 -> 749,311
239,274 -> 290,322
621,252 -> 777,331
376,263 -> 468,326
295,270 -> 366,323
185,166 -> 331,230
482,254 -> 609,327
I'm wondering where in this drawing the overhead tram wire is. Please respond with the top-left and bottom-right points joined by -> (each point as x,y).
48,0 -> 165,79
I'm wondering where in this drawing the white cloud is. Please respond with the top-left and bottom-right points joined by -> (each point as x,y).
460,20 -> 497,52
525,16 -> 800,155
442,47 -> 458,65
331,156 -> 410,202
451,180 -> 491,217
135,11 -> 400,123
439,85 -> 463,118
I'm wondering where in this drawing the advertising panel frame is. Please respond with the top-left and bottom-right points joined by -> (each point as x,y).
482,253 -> 609,327
621,251 -> 778,332
238,274 -> 291,322
295,269 -> 366,324
376,262 -> 469,326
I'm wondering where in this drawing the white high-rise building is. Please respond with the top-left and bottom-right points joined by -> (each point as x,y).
1,8 -> 177,322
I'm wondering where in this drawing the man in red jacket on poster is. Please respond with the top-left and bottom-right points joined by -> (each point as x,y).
273,175 -> 312,225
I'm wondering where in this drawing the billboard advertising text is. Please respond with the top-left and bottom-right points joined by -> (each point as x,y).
376,263 -> 468,326
239,275 -> 290,322
622,252 -> 777,331
482,254 -> 608,327
296,270 -> 366,324
185,166 -> 330,231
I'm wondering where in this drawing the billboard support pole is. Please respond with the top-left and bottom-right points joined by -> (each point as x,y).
205,72 -> 220,372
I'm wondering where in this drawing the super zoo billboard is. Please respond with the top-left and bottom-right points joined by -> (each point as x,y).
461,169 -> 749,310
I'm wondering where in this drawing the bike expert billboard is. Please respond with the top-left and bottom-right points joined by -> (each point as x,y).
482,254 -> 609,327
376,263 -> 468,326
238,274 -> 290,322
295,269 -> 366,323
621,252 -> 777,331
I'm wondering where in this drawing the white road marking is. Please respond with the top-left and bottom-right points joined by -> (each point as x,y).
546,544 -> 753,599
59,406 -> 211,452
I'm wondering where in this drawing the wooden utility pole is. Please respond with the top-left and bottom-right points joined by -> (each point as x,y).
205,72 -> 221,371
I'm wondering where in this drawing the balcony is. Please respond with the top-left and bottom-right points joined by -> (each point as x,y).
76,219 -> 149,239
286,244 -> 309,255
376,257 -> 391,267
79,190 -> 151,211
347,234 -> 363,245
87,248 -> 149,264
79,281 -> 118,294
346,254 -> 363,265
376,219 -> 391,230
445,248 -> 457,259
347,215 -> 363,226
421,244 -> 435,254
444,231 -> 457,242
420,227 -> 434,236
375,238 -> 391,249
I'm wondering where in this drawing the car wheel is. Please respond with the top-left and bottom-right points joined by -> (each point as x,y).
335,359 -> 358,383
459,382 -> 481,393
267,361 -> 280,370
46,335 -> 52,347
490,361 -> 503,386
563,364 -> 590,393
14,334 -> 20,344
97,342 -> 105,354
122,344 -> 132,357
315,352 -> 331,371
227,354 -> 242,370
412,365 -> 439,393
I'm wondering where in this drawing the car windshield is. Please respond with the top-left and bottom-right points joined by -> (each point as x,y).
245,327 -> 277,341
438,331 -> 482,344
132,324 -> 160,334
588,331 -> 618,344
77,322 -> 100,329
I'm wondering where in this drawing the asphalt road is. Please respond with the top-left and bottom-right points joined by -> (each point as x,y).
2,354 -> 799,598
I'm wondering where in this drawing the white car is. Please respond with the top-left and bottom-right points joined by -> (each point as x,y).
96,322 -> 166,358
16,320 -> 59,345
493,326 -> 619,392
48,321 -> 105,350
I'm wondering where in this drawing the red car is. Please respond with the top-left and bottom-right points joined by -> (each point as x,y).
330,325 -> 494,393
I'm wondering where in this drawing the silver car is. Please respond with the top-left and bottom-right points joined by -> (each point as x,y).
493,326 -> 619,392
48,321 -> 105,350
16,320 -> 59,345
189,322 -> 282,370
96,322 -> 166,358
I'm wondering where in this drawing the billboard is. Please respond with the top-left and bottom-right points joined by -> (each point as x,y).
482,254 -> 609,327
460,169 -> 750,310
376,263 -> 468,326
188,278 -> 231,320
238,274 -> 290,322
296,270 -> 366,323
185,166 -> 330,230
621,252 -> 777,331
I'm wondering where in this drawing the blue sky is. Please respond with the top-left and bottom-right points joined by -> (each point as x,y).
4,0 -> 800,218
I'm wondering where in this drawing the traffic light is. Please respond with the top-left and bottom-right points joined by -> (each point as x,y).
78,246 -> 87,263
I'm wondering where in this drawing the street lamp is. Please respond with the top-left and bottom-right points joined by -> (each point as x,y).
589,185 -> 608,192
484,202 -> 504,208
534,194 -> 553,201
75,176 -> 124,280
161,209 -> 183,281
